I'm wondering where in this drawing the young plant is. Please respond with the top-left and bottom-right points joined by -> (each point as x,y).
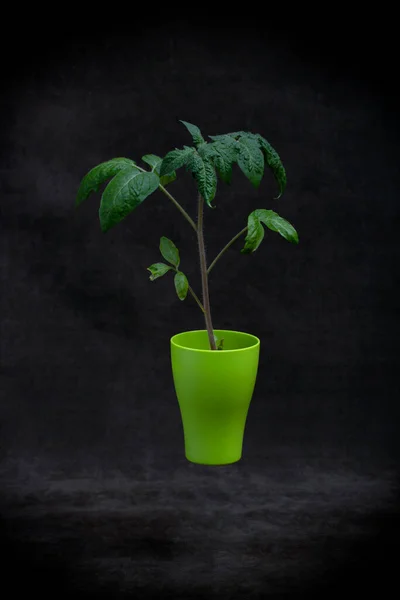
76,120 -> 299,350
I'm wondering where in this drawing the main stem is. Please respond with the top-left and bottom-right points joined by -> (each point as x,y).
197,193 -> 217,350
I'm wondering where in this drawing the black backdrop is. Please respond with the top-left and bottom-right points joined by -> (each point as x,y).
1,12 -> 399,598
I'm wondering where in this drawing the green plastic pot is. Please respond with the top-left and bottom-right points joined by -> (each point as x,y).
170,329 -> 260,465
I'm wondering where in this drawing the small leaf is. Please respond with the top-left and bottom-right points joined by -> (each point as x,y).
241,212 -> 265,254
142,154 -> 162,171
147,262 -> 173,281
159,236 -> 180,268
214,333 -> 225,349
174,271 -> 189,300
76,157 -> 136,206
179,120 -> 205,147
159,147 -> 193,177
255,209 -> 298,244
185,150 -> 217,207
99,167 -> 159,232
142,154 -> 176,186
257,135 -> 286,198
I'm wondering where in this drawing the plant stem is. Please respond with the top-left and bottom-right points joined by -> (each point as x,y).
197,193 -> 217,350
136,165 -> 197,233
188,285 -> 205,314
207,226 -> 248,274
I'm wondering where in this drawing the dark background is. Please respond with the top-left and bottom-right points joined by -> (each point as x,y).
1,12 -> 399,598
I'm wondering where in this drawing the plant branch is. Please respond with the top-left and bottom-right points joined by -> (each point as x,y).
207,226 -> 248,274
197,193 -> 217,350
188,284 -> 205,314
136,165 -> 197,233
159,184 -> 198,233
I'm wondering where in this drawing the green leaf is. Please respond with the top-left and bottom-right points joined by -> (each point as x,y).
99,167 -> 159,232
147,262 -> 173,281
142,154 -> 162,171
213,334 -> 225,350
174,271 -> 189,300
256,135 -> 286,198
255,209 -> 298,244
185,150 -> 217,207
210,131 -> 286,196
159,147 -> 194,177
234,135 -> 265,189
159,236 -> 180,268
196,142 -> 217,160
209,131 -> 244,141
76,157 -> 136,206
212,145 -> 238,185
160,172 -> 177,187
209,132 -> 265,187
142,154 -> 176,187
241,212 -> 265,254
206,137 -> 239,184
179,120 -> 205,147
241,209 -> 298,253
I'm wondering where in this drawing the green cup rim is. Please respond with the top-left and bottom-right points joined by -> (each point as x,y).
170,329 -> 260,353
